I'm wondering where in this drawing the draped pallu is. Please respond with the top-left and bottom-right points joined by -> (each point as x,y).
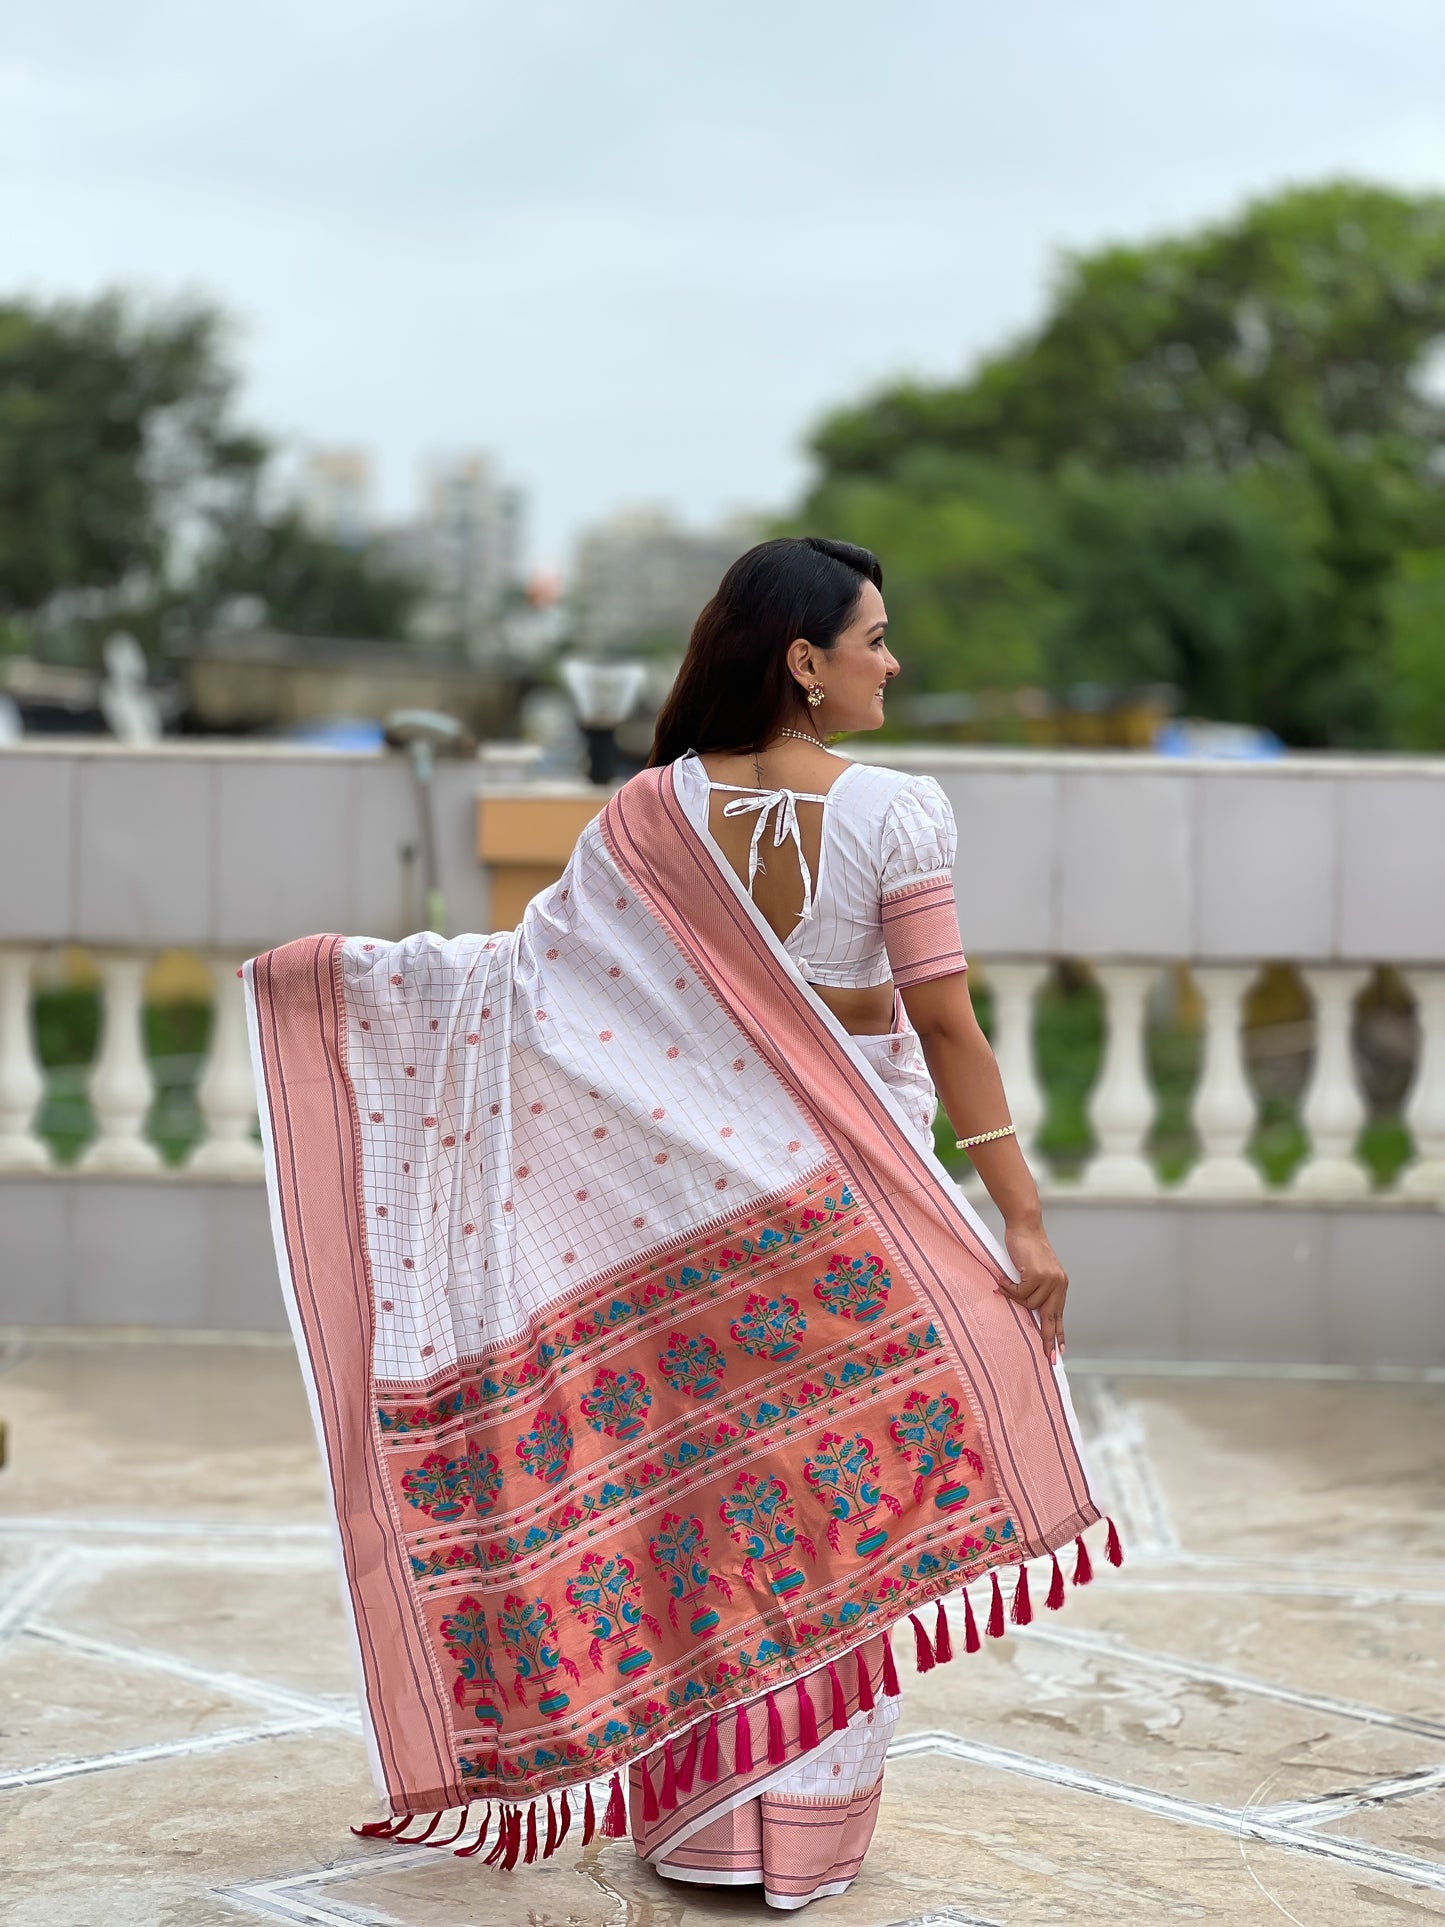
246,762 -> 1108,1865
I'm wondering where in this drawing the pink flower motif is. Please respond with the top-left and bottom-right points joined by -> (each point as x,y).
593,1127 -> 607,1140
608,966 -> 620,978
467,1033 -> 480,1044
464,1131 -> 472,1142
655,1153 -> 669,1166
633,1216 -> 645,1228
666,1046 -> 679,1059
363,944 -> 375,951
517,1165 -> 530,1179
406,1066 -> 416,1078
715,1178 -> 727,1191
502,1200 -> 513,1213
652,1107 -> 665,1120
720,1126 -> 734,1138
442,1134 -> 456,1147
481,1007 -> 491,1019
576,1189 -> 589,1202
615,896 -> 627,910
588,1089 -> 601,1099
377,1205 -> 387,1217
732,1058 -> 745,1072
430,1018 -> 439,1030
546,947 -> 559,960
360,1019 -> 371,1030
370,1111 -> 383,1122
490,1103 -> 501,1116
674,976 -> 685,990
403,1258 -> 415,1270
421,1343 -> 434,1356
788,1139 -> 801,1153
530,1101 -> 544,1115
535,1009 -> 547,1022
423,1116 -> 437,1127
564,1252 -> 576,1264
599,1029 -> 613,1042
380,1297 -> 393,1310
391,974 -> 403,985
402,1160 -> 410,1173
463,1223 -> 475,1235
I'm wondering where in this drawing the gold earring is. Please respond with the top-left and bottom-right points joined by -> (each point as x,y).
806,685 -> 825,709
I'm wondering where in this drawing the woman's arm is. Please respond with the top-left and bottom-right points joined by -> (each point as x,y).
900,969 -> 1068,1362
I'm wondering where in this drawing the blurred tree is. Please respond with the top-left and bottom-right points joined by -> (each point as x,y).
800,181 -> 1445,746
0,292 -> 423,655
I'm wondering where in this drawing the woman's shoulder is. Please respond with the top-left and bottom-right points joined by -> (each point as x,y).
836,760 -> 950,815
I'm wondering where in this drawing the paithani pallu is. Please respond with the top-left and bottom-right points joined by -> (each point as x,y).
245,761 -> 1116,1873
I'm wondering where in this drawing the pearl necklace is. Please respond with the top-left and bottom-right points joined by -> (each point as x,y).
776,727 -> 825,747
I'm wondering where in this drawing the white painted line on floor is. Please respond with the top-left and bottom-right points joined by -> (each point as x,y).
25,1620 -> 362,1729
886,1730 -> 1445,1895
1265,1761 -> 1445,1829
0,1715 -> 329,1790
1075,1376 -> 1181,1558
1017,1623 -> 1445,1741
0,1547 -> 79,1648
1103,1576 -> 1445,1607
221,1845 -> 491,1927
0,1514 -> 330,1541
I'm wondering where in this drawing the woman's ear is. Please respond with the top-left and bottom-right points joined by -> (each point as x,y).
785,637 -> 814,686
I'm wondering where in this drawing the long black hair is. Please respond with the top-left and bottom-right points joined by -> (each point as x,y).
648,536 -> 882,767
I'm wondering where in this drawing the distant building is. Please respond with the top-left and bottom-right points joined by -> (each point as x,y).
571,509 -> 755,653
301,450 -> 374,549
393,454 -> 525,663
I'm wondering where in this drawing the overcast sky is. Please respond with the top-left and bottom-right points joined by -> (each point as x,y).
4,2 -> 1444,567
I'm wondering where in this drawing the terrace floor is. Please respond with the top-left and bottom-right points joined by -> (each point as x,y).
0,1333 -> 1442,1926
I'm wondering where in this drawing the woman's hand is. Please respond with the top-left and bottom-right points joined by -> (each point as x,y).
997,1220 -> 1068,1363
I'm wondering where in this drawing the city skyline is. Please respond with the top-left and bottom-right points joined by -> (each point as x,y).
4,3 -> 1444,567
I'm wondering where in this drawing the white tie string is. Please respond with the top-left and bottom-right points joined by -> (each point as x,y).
720,788 -> 817,922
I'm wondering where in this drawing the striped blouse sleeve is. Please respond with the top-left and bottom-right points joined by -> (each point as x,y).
878,776 -> 968,988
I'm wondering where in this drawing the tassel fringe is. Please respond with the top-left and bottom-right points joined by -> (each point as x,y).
987,1570 -> 1006,1637
677,1724 -> 698,1796
700,1710 -> 721,1783
734,1702 -> 753,1773
602,1772 -> 627,1839
1106,1516 -> 1124,1566
796,1676 -> 819,1750
766,1690 -> 786,1764
963,1587 -> 981,1652
1046,1551 -> 1066,1610
1073,1533 -> 1093,1586
1010,1561 -> 1033,1626
640,1754 -> 660,1823
882,1634 -> 901,1697
827,1661 -> 848,1734
854,1643 -> 876,1713
934,1597 -> 954,1663
660,1740 -> 678,1810
910,1611 -> 936,1672
582,1785 -> 596,1845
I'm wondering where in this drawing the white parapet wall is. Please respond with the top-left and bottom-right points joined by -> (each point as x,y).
2,738 -> 1444,1363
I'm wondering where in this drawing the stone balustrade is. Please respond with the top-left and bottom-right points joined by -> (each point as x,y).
1,941 -> 1440,1204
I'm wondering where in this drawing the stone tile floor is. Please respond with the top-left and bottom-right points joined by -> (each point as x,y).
0,1332 -> 1442,1926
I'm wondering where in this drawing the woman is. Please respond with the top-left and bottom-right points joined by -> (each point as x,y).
246,537 -> 1112,1910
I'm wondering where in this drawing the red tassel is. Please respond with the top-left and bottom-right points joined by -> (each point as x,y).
602,1772 -> 627,1838
662,1740 -> 680,1809
963,1588 -> 981,1653
523,1802 -> 539,1864
454,1805 -> 489,1858
389,1812 -> 441,1843
483,1806 -> 508,1867
1073,1533 -> 1093,1586
882,1635 -> 901,1697
352,1813 -> 409,1838
910,1611 -> 936,1672
640,1753 -> 660,1823
700,1711 -> 721,1783
827,1661 -> 848,1733
855,1644 -> 876,1713
543,1795 -> 558,1859
556,1791 -> 572,1848
1106,1517 -> 1124,1567
796,1677 -> 819,1751
1010,1562 -> 1033,1626
987,1571 -> 1006,1637
582,1786 -> 597,1845
502,1807 -> 522,1871
935,1597 -> 954,1663
734,1703 -> 753,1773
1047,1551 -> 1066,1610
676,1723 -> 698,1795
762,1688 -> 786,1765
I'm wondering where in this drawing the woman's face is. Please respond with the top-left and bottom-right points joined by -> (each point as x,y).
789,580 -> 899,733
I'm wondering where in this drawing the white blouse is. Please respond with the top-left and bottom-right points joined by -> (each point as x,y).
673,751 -> 967,990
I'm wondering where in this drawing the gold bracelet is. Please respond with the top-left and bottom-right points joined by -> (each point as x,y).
955,1125 -> 1016,1150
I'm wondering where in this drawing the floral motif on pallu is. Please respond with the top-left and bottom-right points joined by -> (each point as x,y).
812,1250 -> 891,1322
802,1430 -> 904,1554
719,1470 -> 818,1596
565,1552 -> 664,1678
729,1292 -> 807,1361
438,1596 -> 505,1725
889,1389 -> 985,1509
497,1592 -> 580,1717
515,1409 -> 573,1483
647,1511 -> 734,1633
579,1366 -> 652,1440
399,1442 -> 501,1521
656,1329 -> 727,1398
